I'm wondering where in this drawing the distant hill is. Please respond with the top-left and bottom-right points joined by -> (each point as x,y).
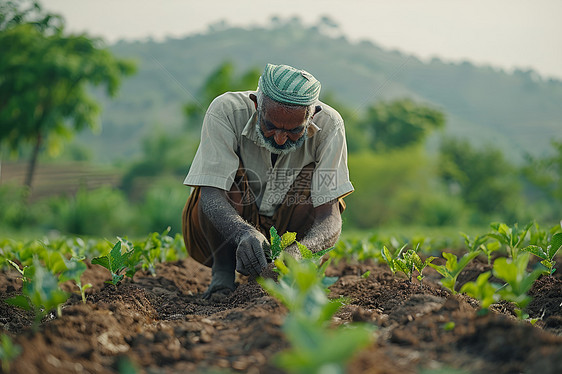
75,18 -> 562,163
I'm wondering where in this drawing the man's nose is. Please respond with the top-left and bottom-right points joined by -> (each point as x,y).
274,131 -> 288,145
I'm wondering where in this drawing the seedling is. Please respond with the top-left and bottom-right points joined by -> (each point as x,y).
270,226 -> 298,260
91,240 -> 132,287
6,258 -> 70,327
522,232 -> 562,275
381,244 -> 408,275
460,271 -> 500,314
0,334 -> 22,373
488,221 -> 533,260
492,252 -> 545,319
411,251 -> 436,286
59,257 -> 92,304
429,251 -> 480,294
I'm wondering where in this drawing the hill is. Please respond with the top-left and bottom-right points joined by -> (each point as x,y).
74,18 -> 562,163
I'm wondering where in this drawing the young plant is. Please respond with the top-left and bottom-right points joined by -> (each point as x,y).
488,221 -> 533,260
381,244 -> 408,275
393,249 -> 416,283
259,248 -> 373,374
522,232 -> 562,275
270,226 -> 298,261
91,240 -> 132,287
460,271 -> 500,314
59,257 -> 91,304
411,251 -> 436,286
492,252 -> 545,319
6,258 -> 70,327
429,251 -> 480,294
0,334 -> 22,373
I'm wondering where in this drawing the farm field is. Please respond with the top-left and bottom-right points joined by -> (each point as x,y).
1,228 -> 562,374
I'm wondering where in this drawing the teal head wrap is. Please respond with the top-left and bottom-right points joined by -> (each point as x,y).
258,63 -> 321,106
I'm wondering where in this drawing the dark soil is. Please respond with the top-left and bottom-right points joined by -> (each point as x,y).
1,257 -> 561,374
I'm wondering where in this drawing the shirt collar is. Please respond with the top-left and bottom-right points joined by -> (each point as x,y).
242,111 -> 321,145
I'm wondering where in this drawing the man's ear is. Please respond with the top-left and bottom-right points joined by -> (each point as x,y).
249,93 -> 258,109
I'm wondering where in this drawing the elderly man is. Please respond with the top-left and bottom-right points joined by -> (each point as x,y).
182,63 -> 353,298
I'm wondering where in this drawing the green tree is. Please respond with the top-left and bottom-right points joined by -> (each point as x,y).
183,61 -> 261,131
438,137 -> 521,219
0,1 -> 136,191
358,98 -> 445,152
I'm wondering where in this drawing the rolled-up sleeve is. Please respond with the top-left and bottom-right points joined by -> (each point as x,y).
311,123 -> 354,207
183,108 -> 239,191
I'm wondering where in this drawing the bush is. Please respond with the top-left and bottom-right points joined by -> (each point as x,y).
48,186 -> 135,236
137,177 -> 190,235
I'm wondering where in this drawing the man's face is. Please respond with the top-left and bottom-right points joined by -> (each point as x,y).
257,104 -> 308,155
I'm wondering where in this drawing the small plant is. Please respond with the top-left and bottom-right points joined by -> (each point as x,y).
460,271 -> 500,314
411,251 -> 436,286
522,232 -> 562,275
91,240 -> 133,287
259,245 -> 373,374
59,257 -> 92,304
429,251 -> 480,294
0,334 -> 22,373
488,221 -> 533,260
270,226 -> 298,260
492,252 -> 545,319
6,258 -> 70,328
381,244 -> 408,275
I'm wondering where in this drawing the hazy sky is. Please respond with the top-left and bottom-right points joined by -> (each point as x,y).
41,0 -> 562,80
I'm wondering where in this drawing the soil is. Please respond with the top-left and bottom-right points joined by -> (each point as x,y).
1,256 -> 561,374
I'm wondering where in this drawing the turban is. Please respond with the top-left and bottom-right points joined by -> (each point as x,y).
258,63 -> 321,106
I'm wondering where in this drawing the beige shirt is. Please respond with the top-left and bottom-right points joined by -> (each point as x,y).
184,91 -> 354,217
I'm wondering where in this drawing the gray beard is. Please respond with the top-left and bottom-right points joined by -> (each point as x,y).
255,114 -> 308,156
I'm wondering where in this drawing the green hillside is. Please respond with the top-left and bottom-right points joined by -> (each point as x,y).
75,18 -> 562,163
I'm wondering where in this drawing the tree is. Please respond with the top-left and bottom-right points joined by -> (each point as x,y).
359,99 -> 445,152
0,1 -> 136,191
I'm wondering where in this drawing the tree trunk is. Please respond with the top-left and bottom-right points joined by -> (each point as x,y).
24,133 -> 42,193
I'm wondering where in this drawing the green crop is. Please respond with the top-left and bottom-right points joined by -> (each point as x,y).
59,257 -> 91,304
0,334 -> 21,373
492,253 -> 545,319
460,271 -> 500,313
523,232 -> 562,275
5,258 -> 70,328
382,245 -> 434,285
429,251 -> 480,294
488,221 -> 533,260
381,244 -> 407,275
270,226 -> 298,260
91,240 -> 133,287
260,250 -> 373,374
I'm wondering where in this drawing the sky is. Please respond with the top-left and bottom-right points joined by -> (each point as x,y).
41,0 -> 562,80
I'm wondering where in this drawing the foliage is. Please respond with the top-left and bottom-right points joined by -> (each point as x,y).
488,221 -> 533,259
5,257 -> 69,327
429,251 -> 480,294
0,1 -> 136,190
91,241 -> 132,287
259,247 -> 373,374
270,227 -> 297,261
523,232 -> 562,275
358,98 -> 445,152
492,253 -> 545,319
460,272 -> 500,313
0,333 -> 21,373
438,138 -> 522,220
58,257 -> 91,304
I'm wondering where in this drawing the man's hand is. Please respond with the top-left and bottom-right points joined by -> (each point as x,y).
236,230 -> 270,277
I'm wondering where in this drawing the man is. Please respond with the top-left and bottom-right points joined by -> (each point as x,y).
182,63 -> 353,298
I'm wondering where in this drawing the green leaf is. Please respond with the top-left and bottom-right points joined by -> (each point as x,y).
523,245 -> 548,260
297,242 -> 313,259
270,226 -> 283,260
280,232 -> 297,250
548,233 -> 562,259
5,295 -> 31,310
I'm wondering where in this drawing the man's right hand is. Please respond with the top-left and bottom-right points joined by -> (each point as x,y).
236,230 -> 269,277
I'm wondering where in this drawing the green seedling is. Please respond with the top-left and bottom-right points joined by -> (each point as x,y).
488,221 -> 533,260
91,240 -> 132,287
6,258 -> 70,327
361,270 -> 371,279
0,334 -> 22,373
393,249 -> 416,282
492,252 -> 545,319
259,247 -> 373,374
270,226 -> 298,260
460,271 -> 500,314
411,251 -> 436,287
522,232 -> 562,275
59,257 -> 91,304
480,241 -> 501,265
381,244 -> 408,275
429,251 -> 480,294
